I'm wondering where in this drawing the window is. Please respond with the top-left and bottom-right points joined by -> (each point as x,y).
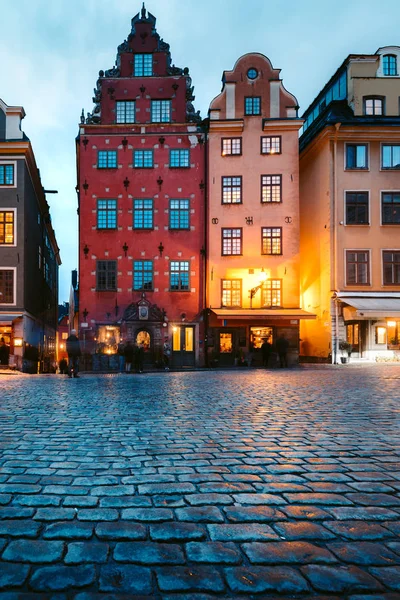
96,261 -> 117,291
170,261 -> 189,291
116,101 -> 135,123
375,327 -> 387,344
134,150 -> 153,168
346,144 -> 368,169
383,54 -> 397,76
221,279 -> 242,307
261,175 -> 282,203
262,279 -> 282,307
0,211 -> 14,244
363,97 -> 384,115
169,149 -> 190,168
345,192 -> 369,225
261,136 -> 281,155
133,199 -> 153,229
382,192 -> 400,224
151,100 -> 171,123
346,323 -> 359,348
222,138 -> 242,156
134,53 -> 152,76
382,144 -> 400,169
222,228 -> 242,255
0,269 -> 14,304
97,151 -> 117,169
169,199 -> 190,229
346,251 -> 370,285
222,176 -> 242,204
247,68 -> 258,80
383,251 -> 400,285
97,200 -> 117,229
245,97 -> 261,115
0,164 -> 14,186
262,227 -> 282,255
133,260 -> 153,291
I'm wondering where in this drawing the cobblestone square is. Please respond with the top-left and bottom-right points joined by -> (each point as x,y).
0,365 -> 399,598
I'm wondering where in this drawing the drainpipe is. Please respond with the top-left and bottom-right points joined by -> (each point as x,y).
203,126 -> 209,368
332,122 -> 341,364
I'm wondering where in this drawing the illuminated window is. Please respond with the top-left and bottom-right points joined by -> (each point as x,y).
261,175 -> 282,203
116,101 -> 135,123
262,227 -> 282,255
220,332 -> 233,353
134,54 -> 152,76
62,332 -> 69,340
346,251 -> 370,285
261,136 -> 281,155
185,328 -> 193,352
375,326 -> 387,344
262,279 -> 282,307
222,138 -> 242,156
222,176 -> 242,204
172,327 -> 180,351
221,279 -> 242,307
222,228 -> 242,255
0,211 -> 14,244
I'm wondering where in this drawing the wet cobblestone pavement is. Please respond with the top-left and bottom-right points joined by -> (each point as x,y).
0,365 -> 400,598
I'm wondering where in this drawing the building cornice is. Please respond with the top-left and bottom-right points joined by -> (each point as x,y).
208,120 -> 244,133
262,118 -> 303,132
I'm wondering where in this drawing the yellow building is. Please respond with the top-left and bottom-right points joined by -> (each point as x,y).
206,53 -> 314,367
300,47 -> 400,362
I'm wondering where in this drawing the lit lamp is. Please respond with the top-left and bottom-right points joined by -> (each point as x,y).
14,337 -> 23,347
249,269 -> 268,309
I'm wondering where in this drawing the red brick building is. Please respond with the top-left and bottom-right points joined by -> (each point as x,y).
77,6 -> 205,369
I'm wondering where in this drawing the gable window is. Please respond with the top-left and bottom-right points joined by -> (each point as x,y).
346,144 -> 368,169
0,269 -> 14,304
0,164 -> 14,186
133,199 -> 153,229
382,192 -> 400,224
383,251 -> 400,285
221,279 -> 242,307
0,211 -> 15,244
222,176 -> 242,204
169,149 -> 190,168
97,151 -> 117,169
345,192 -> 369,225
169,199 -> 190,229
261,175 -> 282,203
133,260 -> 153,291
151,100 -> 171,123
363,97 -> 384,116
346,251 -> 370,285
97,200 -> 117,229
134,53 -> 152,77
382,144 -> 400,169
262,227 -> 282,255
262,279 -> 282,307
383,54 -> 397,76
96,260 -> 117,291
116,101 -> 135,123
222,138 -> 242,156
170,261 -> 190,291
134,150 -> 153,168
261,136 -> 281,155
245,97 -> 261,115
222,228 -> 242,255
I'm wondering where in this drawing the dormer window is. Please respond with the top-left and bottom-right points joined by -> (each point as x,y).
363,96 -> 384,116
383,54 -> 397,76
134,54 -> 153,77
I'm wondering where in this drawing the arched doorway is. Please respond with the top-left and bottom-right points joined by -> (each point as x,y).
135,329 -> 152,366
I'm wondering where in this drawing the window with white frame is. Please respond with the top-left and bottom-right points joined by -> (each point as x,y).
346,250 -> 370,285
0,164 -> 14,186
382,192 -> 400,224
382,145 -> 400,169
383,251 -> 400,285
345,144 -> 368,169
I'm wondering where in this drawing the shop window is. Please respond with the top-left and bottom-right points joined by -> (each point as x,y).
136,330 -> 150,350
250,326 -> 273,349
172,327 -> 180,351
375,326 -> 387,345
387,320 -> 399,347
96,326 -> 120,354
220,332 -> 233,353
185,328 -> 193,352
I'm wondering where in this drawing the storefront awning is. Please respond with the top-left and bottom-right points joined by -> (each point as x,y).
340,297 -> 400,320
211,309 -> 316,321
0,314 -> 22,325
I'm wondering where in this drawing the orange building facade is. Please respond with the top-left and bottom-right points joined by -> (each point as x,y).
206,54 -> 314,367
300,47 -> 400,362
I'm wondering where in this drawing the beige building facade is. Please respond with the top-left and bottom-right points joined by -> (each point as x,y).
300,47 -> 400,362
206,53 -> 314,367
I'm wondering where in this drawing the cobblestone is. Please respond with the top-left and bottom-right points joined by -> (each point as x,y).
1,366 -> 400,596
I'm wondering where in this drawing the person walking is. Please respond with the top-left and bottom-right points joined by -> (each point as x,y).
163,338 -> 171,371
261,338 -> 272,368
66,329 -> 81,377
276,333 -> 289,368
124,341 -> 134,373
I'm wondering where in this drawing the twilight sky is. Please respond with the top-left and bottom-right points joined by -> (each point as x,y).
1,0 -> 399,302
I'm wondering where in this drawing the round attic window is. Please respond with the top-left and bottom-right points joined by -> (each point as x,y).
247,68 -> 258,80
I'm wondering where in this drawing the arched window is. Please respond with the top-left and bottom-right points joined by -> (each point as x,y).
383,54 -> 397,76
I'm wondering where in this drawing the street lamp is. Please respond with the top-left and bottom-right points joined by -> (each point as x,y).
249,269 -> 268,309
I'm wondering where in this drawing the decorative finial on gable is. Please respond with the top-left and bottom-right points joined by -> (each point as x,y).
141,2 -> 146,18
